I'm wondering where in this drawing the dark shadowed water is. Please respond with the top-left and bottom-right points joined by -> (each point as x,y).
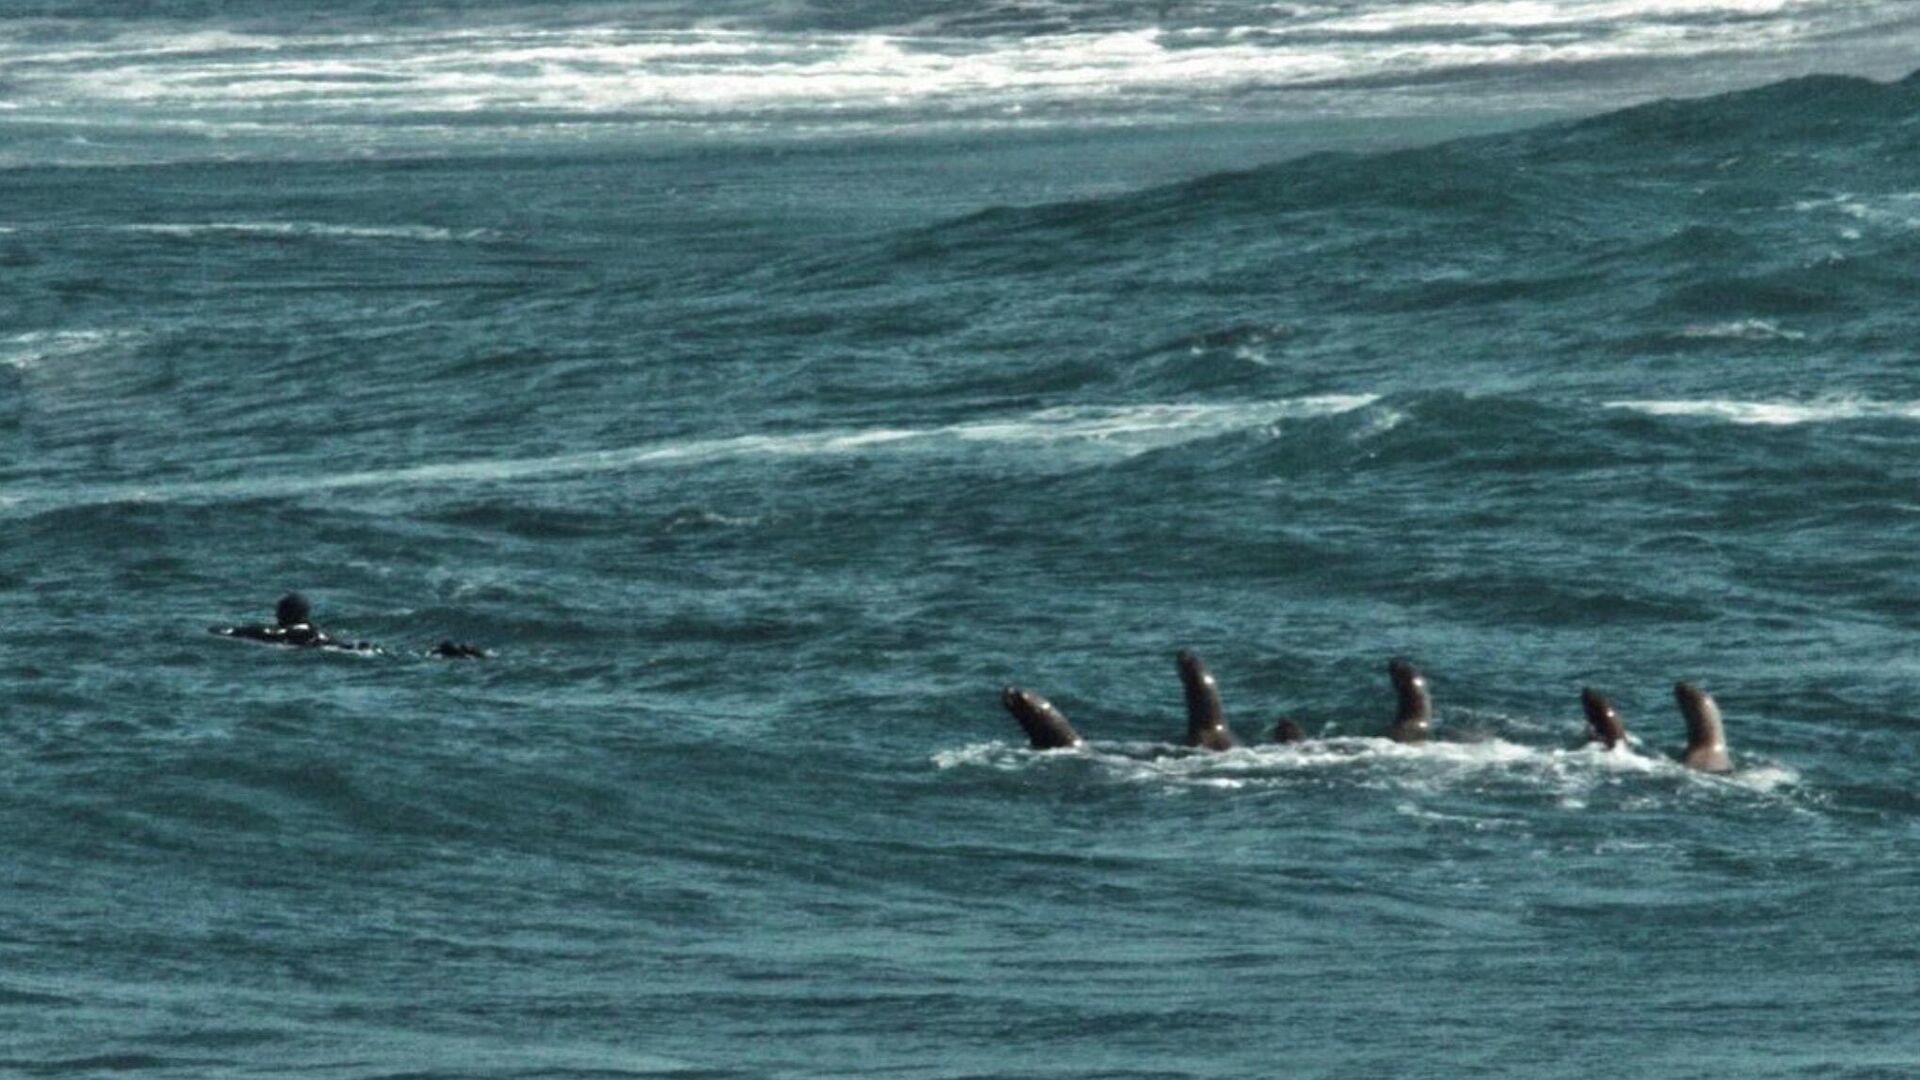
5,3 -> 1920,1076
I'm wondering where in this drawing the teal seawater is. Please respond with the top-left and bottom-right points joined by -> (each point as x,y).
5,39 -> 1920,1080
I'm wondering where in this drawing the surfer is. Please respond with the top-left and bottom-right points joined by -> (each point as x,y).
210,592 -> 375,652
211,592 -> 485,658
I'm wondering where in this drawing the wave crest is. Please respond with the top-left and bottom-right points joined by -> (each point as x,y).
1605,398 -> 1920,425
2,395 -> 1378,515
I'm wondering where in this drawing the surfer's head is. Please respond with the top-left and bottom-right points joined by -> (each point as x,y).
275,592 -> 311,627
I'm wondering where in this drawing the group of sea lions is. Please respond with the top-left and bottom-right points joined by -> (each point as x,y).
211,592 -> 487,659
1001,650 -> 1734,773
216,596 -> 1732,770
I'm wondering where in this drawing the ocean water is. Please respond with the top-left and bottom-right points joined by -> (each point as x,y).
5,2 -> 1920,1076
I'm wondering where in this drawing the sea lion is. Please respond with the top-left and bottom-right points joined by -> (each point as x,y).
1175,649 -> 1239,751
1001,687 -> 1084,750
1271,718 -> 1305,744
1674,681 -> 1732,772
1385,657 -> 1431,743
1581,687 -> 1626,749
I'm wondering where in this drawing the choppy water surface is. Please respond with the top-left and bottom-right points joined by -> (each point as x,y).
4,2 -> 1920,1077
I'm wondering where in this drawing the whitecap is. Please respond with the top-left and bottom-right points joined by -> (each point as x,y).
664,509 -> 762,531
1,5 -> 1883,157
941,396 -> 1377,449
1604,397 -> 1920,425
1319,0 -> 1802,35
0,329 -> 138,371
1675,319 -> 1805,342
1795,193 -> 1920,232
116,221 -> 492,242
2,395 -> 1376,514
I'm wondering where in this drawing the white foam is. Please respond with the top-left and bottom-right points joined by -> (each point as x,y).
932,741 -> 1083,771
115,221 -> 491,242
1676,319 -> 1806,342
3,395 -> 1376,514
1721,762 -> 1800,793
25,27 -> 1334,115
0,330 -> 137,371
0,1 -> 1885,149
935,732 -> 1799,802
664,509 -> 761,531
945,396 -> 1377,448
1794,193 -> 1920,232
1604,397 -> 1920,425
1321,0 -> 1807,34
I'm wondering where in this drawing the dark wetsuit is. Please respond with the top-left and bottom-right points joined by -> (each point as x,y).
431,640 -> 487,659
210,622 -> 377,652
213,592 -> 482,657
